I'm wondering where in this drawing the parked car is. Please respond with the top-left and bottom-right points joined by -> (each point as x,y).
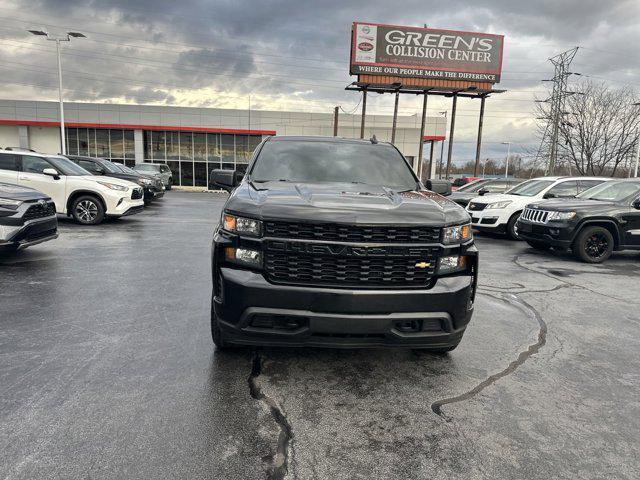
466,176 -> 608,239
0,150 -> 144,225
133,163 -> 173,190
66,155 -> 164,205
209,136 -> 477,352
450,178 -> 522,207
517,179 -> 640,263
451,176 -> 481,191
0,182 -> 58,252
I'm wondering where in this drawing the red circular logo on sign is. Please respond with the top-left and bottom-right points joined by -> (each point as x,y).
358,42 -> 374,52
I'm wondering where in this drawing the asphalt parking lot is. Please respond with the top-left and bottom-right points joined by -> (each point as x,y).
1,191 -> 639,480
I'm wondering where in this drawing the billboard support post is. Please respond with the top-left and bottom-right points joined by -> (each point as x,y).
417,92 -> 429,178
474,95 -> 486,176
445,94 -> 458,178
428,140 -> 435,180
360,89 -> 367,139
333,106 -> 339,137
391,88 -> 400,144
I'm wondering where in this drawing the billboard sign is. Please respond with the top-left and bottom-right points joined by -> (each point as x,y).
350,22 -> 504,83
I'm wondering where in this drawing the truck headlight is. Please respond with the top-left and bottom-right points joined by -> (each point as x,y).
225,247 -> 262,268
138,178 -> 153,186
97,181 -> 128,192
485,201 -> 512,209
438,255 -> 467,274
0,197 -> 22,210
223,214 -> 263,237
547,211 -> 576,221
442,223 -> 473,244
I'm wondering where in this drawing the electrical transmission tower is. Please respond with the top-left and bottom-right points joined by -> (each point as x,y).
537,47 -> 579,175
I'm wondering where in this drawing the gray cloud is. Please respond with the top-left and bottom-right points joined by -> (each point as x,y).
1,0 -> 639,162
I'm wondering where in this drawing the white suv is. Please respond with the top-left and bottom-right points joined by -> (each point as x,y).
466,176 -> 608,239
0,151 -> 144,225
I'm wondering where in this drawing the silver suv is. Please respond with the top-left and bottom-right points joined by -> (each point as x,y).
133,163 -> 173,190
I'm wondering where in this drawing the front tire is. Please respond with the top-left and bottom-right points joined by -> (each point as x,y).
71,195 -> 105,225
573,226 -> 614,263
506,212 -> 523,240
166,179 -> 172,191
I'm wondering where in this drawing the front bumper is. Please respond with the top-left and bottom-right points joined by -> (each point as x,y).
467,207 -> 512,233
516,219 -> 575,248
143,187 -> 165,201
0,216 -> 58,250
214,264 -> 476,349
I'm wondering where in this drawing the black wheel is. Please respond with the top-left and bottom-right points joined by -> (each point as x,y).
526,240 -> 551,251
166,179 -> 172,191
506,212 -> 523,240
573,226 -> 614,263
71,195 -> 105,225
211,293 -> 235,351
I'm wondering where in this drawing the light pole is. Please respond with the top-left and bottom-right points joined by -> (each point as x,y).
502,141 -> 511,178
633,102 -> 640,178
28,29 -> 86,155
437,111 -> 447,178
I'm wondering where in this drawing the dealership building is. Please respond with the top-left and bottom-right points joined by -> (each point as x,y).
0,100 -> 446,187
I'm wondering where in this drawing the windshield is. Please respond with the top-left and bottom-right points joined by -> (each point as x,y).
136,164 -> 158,172
250,140 -> 417,190
506,179 -> 554,196
577,181 -> 640,202
456,179 -> 488,192
47,156 -> 91,176
114,163 -> 137,175
100,160 -> 124,174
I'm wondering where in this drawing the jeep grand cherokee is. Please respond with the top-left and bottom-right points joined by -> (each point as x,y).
209,136 -> 478,351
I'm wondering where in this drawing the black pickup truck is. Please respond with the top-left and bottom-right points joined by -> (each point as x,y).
517,179 -> 640,263
209,136 -> 477,351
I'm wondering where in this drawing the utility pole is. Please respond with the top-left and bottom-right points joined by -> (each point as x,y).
437,111 -> 447,179
539,47 -> 579,175
333,106 -> 339,137
28,29 -> 86,155
502,142 -> 511,178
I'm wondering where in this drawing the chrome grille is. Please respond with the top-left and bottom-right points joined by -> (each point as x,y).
467,202 -> 487,211
23,201 -> 56,221
521,208 -> 550,224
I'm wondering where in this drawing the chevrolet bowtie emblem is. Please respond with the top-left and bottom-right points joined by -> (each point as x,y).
414,262 -> 431,269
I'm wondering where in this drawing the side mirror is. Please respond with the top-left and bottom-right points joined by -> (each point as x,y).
633,198 -> 640,210
478,187 -> 488,196
425,179 -> 452,196
543,192 -> 556,199
209,169 -> 239,192
94,166 -> 105,175
42,168 -> 59,178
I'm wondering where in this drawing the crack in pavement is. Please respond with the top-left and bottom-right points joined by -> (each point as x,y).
512,253 -> 639,305
248,352 -> 294,480
431,293 -> 547,417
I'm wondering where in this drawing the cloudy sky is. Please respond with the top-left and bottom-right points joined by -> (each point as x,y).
1,0 -> 639,163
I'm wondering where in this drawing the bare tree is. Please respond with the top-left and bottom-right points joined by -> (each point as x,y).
535,80 -> 640,176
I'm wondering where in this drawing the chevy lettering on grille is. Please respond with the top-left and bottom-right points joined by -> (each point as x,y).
266,241 -> 433,258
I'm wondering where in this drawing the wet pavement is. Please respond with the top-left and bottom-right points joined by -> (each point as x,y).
1,191 -> 639,479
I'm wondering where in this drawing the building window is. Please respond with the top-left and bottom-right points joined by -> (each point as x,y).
65,127 -> 134,163
141,130 -> 264,187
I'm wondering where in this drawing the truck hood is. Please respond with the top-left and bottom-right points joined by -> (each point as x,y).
225,181 -> 470,226
0,182 -> 50,201
468,193 -> 532,205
